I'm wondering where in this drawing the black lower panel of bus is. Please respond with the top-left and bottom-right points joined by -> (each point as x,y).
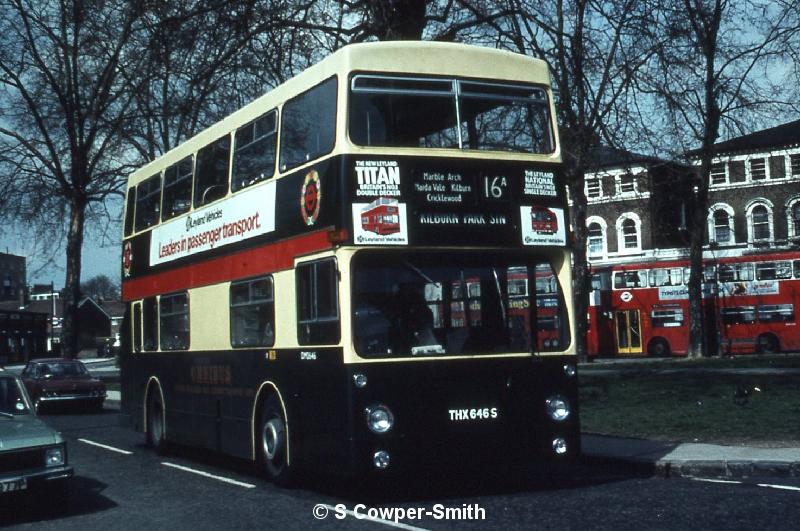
120,351 -> 579,477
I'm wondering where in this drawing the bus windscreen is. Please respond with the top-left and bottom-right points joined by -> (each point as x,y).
349,75 -> 553,153
352,251 -> 568,357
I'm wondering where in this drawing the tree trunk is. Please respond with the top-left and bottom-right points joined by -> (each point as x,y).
568,165 -> 591,363
61,197 -> 87,359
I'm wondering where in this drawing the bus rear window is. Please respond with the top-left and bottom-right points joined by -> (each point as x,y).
349,75 -> 552,153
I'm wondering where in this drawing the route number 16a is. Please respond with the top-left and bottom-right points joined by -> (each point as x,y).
483,176 -> 509,200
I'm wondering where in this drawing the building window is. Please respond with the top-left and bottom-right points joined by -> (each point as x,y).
622,219 -> 638,248
791,202 -> 800,238
746,201 -> 773,243
713,209 -> 732,243
750,158 -> 767,181
710,163 -> 726,185
586,179 -> 601,198
618,173 -> 636,194
790,154 -> 800,177
160,293 -> 189,351
230,277 -> 275,347
587,222 -> 605,256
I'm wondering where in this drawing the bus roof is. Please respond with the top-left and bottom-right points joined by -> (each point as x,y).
127,41 -> 552,188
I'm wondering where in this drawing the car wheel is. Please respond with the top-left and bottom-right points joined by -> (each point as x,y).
146,392 -> 167,454
259,394 -> 294,486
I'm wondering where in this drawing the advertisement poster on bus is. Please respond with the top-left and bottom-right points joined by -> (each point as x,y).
149,181 -> 277,266
719,280 -> 779,297
658,284 -> 715,300
352,198 -> 409,245
520,206 -> 566,246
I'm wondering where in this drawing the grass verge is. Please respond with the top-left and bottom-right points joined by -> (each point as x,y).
580,359 -> 800,446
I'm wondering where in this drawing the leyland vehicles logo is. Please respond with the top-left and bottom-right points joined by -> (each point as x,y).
123,241 -> 133,277
301,170 -> 321,226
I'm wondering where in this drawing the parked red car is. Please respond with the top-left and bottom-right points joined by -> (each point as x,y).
20,359 -> 106,413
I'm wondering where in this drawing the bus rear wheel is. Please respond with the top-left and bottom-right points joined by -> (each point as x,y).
259,395 -> 294,486
647,338 -> 670,357
756,334 -> 779,354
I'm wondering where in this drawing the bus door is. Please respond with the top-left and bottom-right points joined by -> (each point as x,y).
614,310 -> 643,354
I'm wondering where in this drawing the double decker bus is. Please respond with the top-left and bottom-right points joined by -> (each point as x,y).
120,41 -> 578,483
715,252 -> 800,354
588,251 -> 800,358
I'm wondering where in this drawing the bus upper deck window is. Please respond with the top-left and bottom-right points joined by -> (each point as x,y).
233,110 -> 277,191
162,156 -> 193,221
124,189 -> 136,237
194,135 -> 230,208
135,175 -> 162,232
280,77 -> 337,172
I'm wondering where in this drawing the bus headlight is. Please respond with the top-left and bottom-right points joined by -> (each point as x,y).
545,395 -> 571,422
353,373 -> 368,388
365,404 -> 394,434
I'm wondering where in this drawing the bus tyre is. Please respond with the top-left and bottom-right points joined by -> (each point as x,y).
260,395 -> 294,486
756,334 -> 779,354
146,392 -> 167,455
648,339 -> 670,357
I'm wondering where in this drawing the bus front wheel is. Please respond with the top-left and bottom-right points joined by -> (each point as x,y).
146,391 -> 167,454
756,334 -> 779,354
259,395 -> 294,485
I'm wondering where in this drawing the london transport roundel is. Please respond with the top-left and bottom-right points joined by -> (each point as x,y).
301,170 -> 321,226
122,241 -> 133,278
620,291 -> 633,303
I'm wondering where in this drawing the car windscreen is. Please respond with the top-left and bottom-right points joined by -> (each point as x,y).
0,376 -> 31,415
43,362 -> 89,378
351,250 -> 569,358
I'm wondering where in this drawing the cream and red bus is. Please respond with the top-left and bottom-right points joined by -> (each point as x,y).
120,41 -> 578,483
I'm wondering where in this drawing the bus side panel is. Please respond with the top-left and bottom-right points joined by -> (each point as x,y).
120,347 -> 352,471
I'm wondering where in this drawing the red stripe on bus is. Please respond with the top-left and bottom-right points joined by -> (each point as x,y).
121,230 -> 334,301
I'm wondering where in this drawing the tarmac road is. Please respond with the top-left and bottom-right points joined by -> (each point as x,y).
2,404 -> 799,530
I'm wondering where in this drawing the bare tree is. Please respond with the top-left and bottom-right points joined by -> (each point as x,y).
81,274 -> 120,301
642,0 -> 798,357
0,0 -> 150,357
484,0 -> 661,361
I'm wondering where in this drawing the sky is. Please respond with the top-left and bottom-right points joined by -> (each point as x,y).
0,221 -> 121,289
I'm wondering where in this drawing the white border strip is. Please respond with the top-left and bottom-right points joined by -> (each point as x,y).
161,462 -> 256,489
78,438 -> 134,455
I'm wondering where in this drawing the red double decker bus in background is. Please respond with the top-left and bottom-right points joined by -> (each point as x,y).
530,206 -> 558,234
360,197 -> 401,235
588,250 -> 800,358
